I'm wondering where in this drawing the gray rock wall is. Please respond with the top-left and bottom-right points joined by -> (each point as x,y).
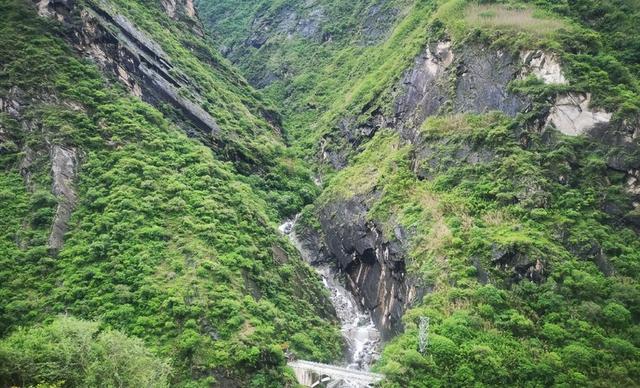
453,46 -> 529,117
1,87 -> 81,252
36,0 -> 221,143
316,197 -> 422,339
394,42 -> 530,135
48,145 -> 78,252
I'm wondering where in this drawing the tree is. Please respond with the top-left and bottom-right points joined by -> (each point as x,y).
0,316 -> 171,387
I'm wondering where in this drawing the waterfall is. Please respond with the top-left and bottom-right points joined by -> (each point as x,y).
279,216 -> 381,371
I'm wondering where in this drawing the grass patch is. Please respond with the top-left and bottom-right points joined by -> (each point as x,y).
464,4 -> 565,37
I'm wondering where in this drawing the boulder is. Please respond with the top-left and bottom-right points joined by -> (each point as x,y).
520,50 -> 567,85
546,93 -> 612,136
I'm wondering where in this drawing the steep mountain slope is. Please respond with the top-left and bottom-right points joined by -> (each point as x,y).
196,0 -> 419,155
198,0 -> 640,386
0,0 -> 342,386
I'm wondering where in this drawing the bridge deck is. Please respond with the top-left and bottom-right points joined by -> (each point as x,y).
288,360 -> 384,385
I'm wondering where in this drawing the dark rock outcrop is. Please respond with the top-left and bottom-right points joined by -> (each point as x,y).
394,42 -> 530,136
393,41 -> 453,133
360,0 -> 400,46
328,41 -> 534,159
567,240 -> 615,277
317,196 -> 423,339
491,244 -> 546,283
453,46 -> 529,117
291,222 -> 332,267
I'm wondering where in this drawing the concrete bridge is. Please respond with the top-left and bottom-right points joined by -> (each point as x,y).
288,360 -> 384,387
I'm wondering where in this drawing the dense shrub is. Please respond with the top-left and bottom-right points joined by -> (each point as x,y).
0,317 -> 171,387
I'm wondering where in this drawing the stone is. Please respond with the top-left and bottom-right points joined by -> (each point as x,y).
360,0 -> 400,46
19,145 -> 35,190
296,8 -> 326,39
546,93 -> 612,136
394,41 -> 453,130
161,0 -> 177,18
184,0 -> 195,18
491,244 -> 545,283
48,145 -> 79,253
471,257 -> 489,285
36,0 -> 52,16
317,196 -> 424,339
394,42 -> 531,138
454,47 -> 529,117
520,50 -> 567,85
627,169 -> 640,196
38,0 -> 219,142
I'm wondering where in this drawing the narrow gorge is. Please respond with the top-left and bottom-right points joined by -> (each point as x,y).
1,0 -> 640,387
280,216 -> 381,371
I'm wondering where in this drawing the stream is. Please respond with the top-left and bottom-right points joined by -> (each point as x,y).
279,216 -> 381,371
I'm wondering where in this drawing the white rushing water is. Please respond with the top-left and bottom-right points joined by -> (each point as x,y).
279,217 -> 381,371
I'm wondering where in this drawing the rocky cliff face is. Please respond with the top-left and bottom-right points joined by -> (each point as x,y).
333,41 -> 625,150
312,40 -> 639,337
546,93 -> 612,136
0,85 -> 80,254
317,197 -> 422,339
48,145 -> 78,252
294,199 -> 422,339
36,0 -> 220,144
393,41 -> 454,133
322,42 -> 541,165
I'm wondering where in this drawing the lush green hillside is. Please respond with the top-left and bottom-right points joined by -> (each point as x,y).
0,316 -> 172,386
330,120 -> 640,386
0,0 -> 342,386
196,0 -> 420,151
198,0 -> 640,386
3,0 -> 640,386
198,0 -> 640,159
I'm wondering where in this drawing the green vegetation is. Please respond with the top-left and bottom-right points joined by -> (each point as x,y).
0,0 -> 341,386
196,0 -> 423,155
463,4 -> 565,37
198,0 -> 640,386
94,0 -> 320,218
330,116 -> 640,385
3,0 -> 640,385
0,316 -> 172,387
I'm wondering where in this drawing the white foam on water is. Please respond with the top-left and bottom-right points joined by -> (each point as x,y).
279,217 -> 381,372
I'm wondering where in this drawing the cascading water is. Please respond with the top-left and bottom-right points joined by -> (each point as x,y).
279,217 -> 381,371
